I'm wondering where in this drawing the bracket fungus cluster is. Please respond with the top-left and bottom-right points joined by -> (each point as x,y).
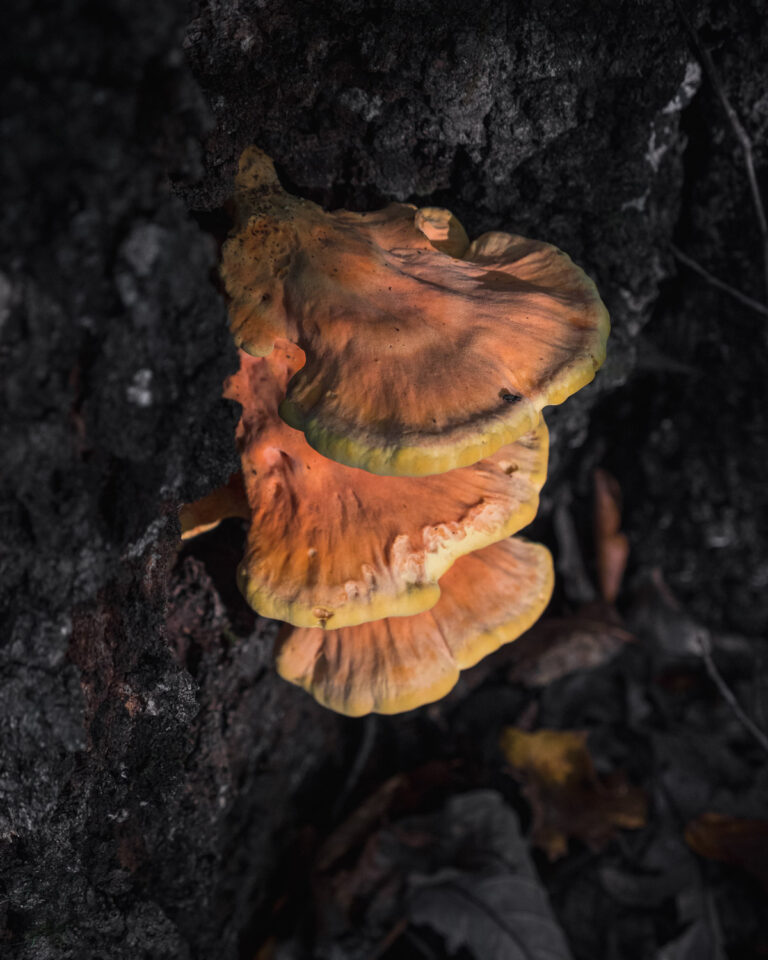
181,147 -> 609,716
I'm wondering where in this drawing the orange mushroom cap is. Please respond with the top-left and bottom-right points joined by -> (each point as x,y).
275,536 -> 554,716
413,206 -> 470,258
178,472 -> 249,540
227,341 -> 549,629
222,146 -> 609,477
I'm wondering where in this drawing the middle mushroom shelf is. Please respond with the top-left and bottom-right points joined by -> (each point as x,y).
182,146 -> 609,717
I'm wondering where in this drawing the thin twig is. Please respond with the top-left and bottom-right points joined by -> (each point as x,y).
332,715 -> 377,820
697,629 -> 768,757
701,878 -> 726,959
370,917 -> 410,960
671,244 -> 768,317
405,927 -> 441,960
675,0 -> 768,305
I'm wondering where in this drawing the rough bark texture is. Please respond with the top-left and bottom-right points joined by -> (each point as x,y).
1,0 -> 766,957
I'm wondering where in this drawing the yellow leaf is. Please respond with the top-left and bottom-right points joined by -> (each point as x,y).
500,727 -> 647,859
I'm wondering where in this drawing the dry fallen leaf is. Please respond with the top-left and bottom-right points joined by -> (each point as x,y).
593,468 -> 629,604
408,791 -> 573,960
685,812 -> 768,894
504,605 -> 634,688
500,728 -> 647,859
306,789 -> 573,960
315,774 -> 405,873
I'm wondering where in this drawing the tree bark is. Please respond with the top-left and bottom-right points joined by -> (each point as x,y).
1,0 -> 766,956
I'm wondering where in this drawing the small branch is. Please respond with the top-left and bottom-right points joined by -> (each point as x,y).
697,629 -> 768,757
674,1 -> 768,305
332,715 -> 378,820
405,927 -> 441,960
370,918 -> 410,960
671,244 -> 768,317
701,879 -> 726,959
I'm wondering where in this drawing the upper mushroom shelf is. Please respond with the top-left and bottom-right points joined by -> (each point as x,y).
222,147 -> 609,477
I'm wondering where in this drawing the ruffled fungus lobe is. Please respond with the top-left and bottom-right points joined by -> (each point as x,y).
275,536 -> 554,716
226,342 -> 548,629
222,147 -> 609,476
179,472 -> 249,540
179,146 -> 610,715
413,206 -> 470,258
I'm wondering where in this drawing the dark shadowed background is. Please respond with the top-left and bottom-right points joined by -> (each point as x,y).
1,1 -> 766,958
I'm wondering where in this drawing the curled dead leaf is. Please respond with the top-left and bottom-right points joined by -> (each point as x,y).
685,812 -> 768,894
505,606 -> 634,688
500,727 -> 647,859
593,468 -> 629,604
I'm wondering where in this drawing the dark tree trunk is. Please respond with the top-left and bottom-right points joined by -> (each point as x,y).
1,0 -> 766,957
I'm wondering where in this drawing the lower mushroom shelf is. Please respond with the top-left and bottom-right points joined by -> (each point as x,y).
275,536 -> 553,717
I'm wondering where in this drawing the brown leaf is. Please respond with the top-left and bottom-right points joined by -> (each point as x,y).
505,605 -> 634,688
594,468 -> 629,604
500,728 -> 647,859
253,935 -> 277,960
408,793 -> 572,960
685,812 -> 768,894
